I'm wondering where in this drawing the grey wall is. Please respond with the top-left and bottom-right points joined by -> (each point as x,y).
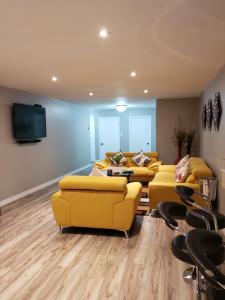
156,98 -> 199,164
199,66 -> 225,213
0,86 -> 91,201
92,107 -> 156,159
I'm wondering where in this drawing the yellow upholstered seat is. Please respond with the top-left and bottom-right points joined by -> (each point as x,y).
148,157 -> 213,210
95,152 -> 162,182
51,176 -> 142,237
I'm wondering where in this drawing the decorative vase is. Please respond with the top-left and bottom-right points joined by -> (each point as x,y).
186,142 -> 192,156
174,142 -> 182,164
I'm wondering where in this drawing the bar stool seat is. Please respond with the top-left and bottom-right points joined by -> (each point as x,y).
186,209 -> 225,230
171,235 -> 194,264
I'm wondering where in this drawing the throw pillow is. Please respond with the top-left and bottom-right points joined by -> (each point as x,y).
175,165 -> 190,183
132,152 -> 151,167
177,155 -> 189,169
109,152 -> 127,165
89,166 -> 107,177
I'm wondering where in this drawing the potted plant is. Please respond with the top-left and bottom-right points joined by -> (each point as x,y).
171,118 -> 186,164
184,127 -> 195,156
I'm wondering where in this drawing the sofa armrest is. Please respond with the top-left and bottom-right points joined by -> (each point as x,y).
148,182 -> 206,210
158,165 -> 176,173
114,182 -> 142,230
94,160 -> 109,169
51,191 -> 71,226
148,160 -> 163,172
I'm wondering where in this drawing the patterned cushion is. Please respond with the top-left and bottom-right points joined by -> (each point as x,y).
177,155 -> 189,169
175,164 -> 190,183
109,152 -> 127,165
89,166 -> 107,177
131,152 -> 151,167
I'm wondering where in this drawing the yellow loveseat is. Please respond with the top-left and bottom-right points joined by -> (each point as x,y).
148,157 -> 213,211
51,175 -> 142,237
95,152 -> 162,183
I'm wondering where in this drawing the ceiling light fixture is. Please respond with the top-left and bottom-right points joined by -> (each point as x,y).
143,89 -> 148,94
130,71 -> 136,77
89,92 -> 94,96
51,76 -> 58,82
115,104 -> 127,112
99,28 -> 110,39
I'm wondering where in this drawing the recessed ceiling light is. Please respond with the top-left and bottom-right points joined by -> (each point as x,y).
99,28 -> 110,39
89,92 -> 94,96
51,76 -> 58,82
144,89 -> 148,94
130,71 -> 136,77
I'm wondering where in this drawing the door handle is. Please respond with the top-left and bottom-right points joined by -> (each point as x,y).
147,142 -> 150,145
100,142 -> 104,146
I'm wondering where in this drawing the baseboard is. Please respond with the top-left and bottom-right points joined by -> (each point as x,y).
0,163 -> 92,208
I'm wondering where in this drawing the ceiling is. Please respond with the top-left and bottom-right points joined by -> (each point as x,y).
0,0 -> 225,103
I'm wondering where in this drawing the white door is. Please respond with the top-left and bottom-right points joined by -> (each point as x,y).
129,116 -> 151,152
98,117 -> 120,160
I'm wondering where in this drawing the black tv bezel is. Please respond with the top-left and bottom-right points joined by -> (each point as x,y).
13,103 -> 47,143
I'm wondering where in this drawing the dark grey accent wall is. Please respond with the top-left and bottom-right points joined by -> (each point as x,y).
0,86 -> 91,201
198,66 -> 225,213
156,98 -> 200,164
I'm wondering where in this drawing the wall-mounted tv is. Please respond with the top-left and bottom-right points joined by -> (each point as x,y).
13,103 -> 47,143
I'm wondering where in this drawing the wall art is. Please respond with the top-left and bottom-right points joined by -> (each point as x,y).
213,92 -> 222,131
206,99 -> 213,131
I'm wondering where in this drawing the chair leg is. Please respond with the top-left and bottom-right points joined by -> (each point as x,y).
123,230 -> 129,239
196,267 -> 203,300
59,225 -> 63,234
183,267 -> 196,284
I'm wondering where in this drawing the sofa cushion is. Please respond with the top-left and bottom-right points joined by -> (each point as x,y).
60,176 -> 127,192
176,155 -> 189,169
109,152 -> 127,165
152,172 -> 176,183
148,161 -> 162,171
175,165 -> 190,183
189,157 -> 213,178
131,152 -> 151,167
185,174 -> 195,183
89,166 -> 107,177
129,167 -> 154,177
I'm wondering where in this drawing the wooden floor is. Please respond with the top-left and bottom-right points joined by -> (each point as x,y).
0,187 -> 194,300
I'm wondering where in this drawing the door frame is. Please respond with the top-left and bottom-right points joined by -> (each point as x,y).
98,116 -> 120,159
128,115 -> 152,152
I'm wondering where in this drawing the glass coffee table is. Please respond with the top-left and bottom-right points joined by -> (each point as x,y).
104,169 -> 134,183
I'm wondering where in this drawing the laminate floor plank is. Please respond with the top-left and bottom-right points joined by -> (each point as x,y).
0,192 -> 194,300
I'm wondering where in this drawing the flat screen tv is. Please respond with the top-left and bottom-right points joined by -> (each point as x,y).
13,103 -> 46,143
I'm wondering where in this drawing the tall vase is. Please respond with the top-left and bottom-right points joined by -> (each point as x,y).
174,142 -> 182,164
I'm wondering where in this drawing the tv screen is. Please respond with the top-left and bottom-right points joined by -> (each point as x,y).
13,103 -> 46,142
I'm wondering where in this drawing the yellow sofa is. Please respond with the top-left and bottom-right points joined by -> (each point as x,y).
95,152 -> 162,182
51,175 -> 142,237
148,157 -> 213,211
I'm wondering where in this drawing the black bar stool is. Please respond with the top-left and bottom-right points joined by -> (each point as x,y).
186,229 -> 225,300
157,201 -> 197,282
175,186 -> 225,232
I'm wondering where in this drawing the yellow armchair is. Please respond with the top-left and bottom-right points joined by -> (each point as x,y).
51,176 -> 142,237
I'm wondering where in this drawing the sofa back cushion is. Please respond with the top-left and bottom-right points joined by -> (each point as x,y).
185,157 -> 213,182
60,175 -> 127,193
105,152 -> 159,167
